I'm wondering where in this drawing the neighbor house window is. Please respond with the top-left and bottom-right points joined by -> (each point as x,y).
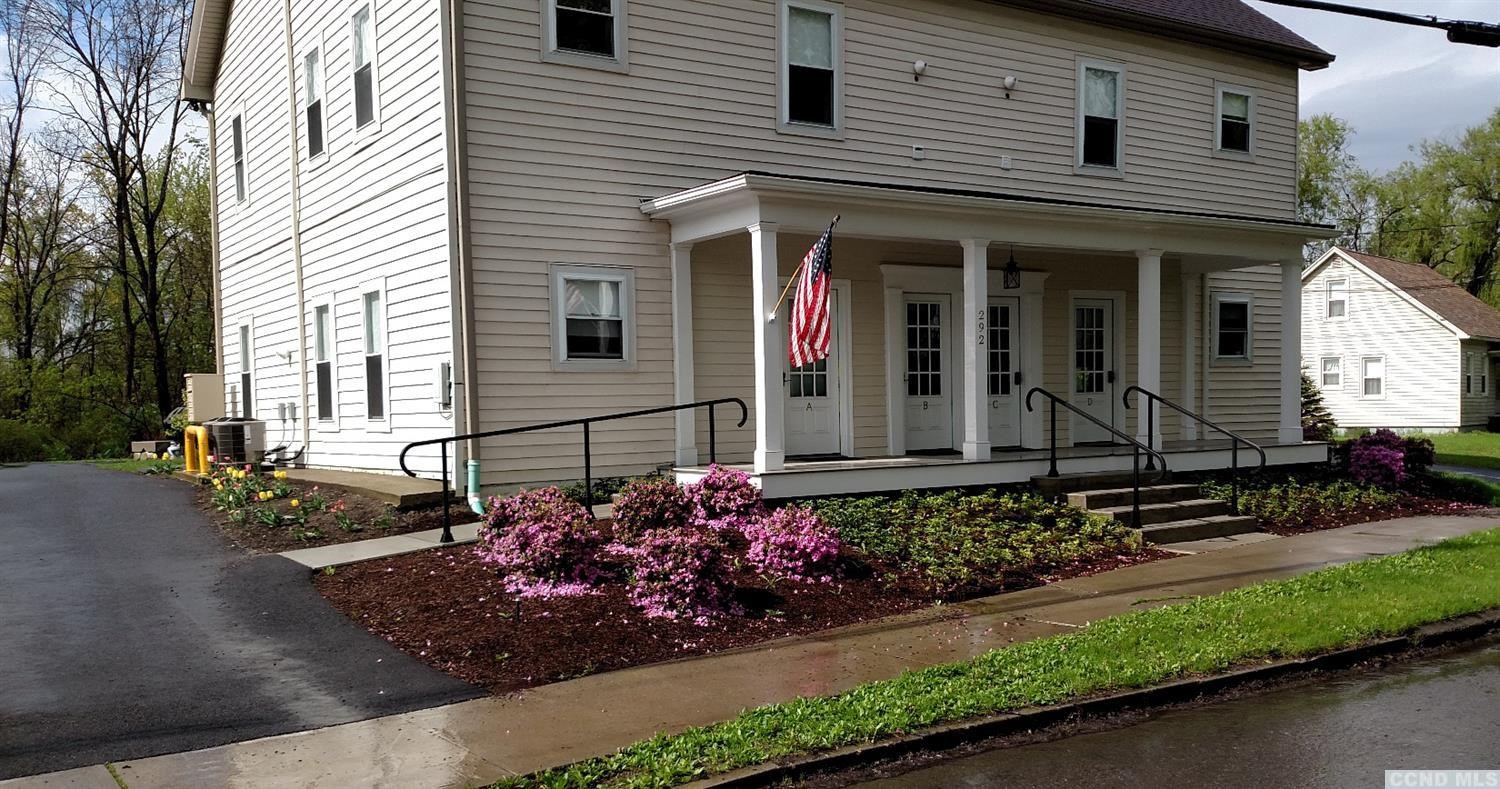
230,114 -> 246,203
1320,356 -> 1341,388
1362,356 -> 1385,398
304,48 -> 325,158
238,323 -> 254,417
362,288 -> 385,422
781,0 -> 840,129
1216,86 -> 1254,154
1326,278 -> 1348,318
1212,293 -> 1251,361
1077,61 -> 1124,170
315,303 -> 336,422
1467,352 -> 1488,396
351,3 -> 377,130
551,264 -> 632,367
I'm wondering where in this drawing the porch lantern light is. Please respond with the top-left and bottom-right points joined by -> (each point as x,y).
1003,245 -> 1022,289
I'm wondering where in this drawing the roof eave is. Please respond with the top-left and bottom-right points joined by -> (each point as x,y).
181,0 -> 229,102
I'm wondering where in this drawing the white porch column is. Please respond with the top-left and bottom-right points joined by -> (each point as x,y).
1136,249 -> 1163,448
749,223 -> 784,472
1179,272 -> 1198,441
1280,257 -> 1303,444
670,242 -> 697,465
961,239 -> 991,461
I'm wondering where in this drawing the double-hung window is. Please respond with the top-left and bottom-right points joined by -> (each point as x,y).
1077,61 -> 1124,171
542,0 -> 627,69
238,323 -> 254,417
1320,356 -> 1341,389
315,303 -> 336,423
1467,352 -> 1488,396
1326,278 -> 1348,319
304,48 -> 325,158
230,114 -> 246,203
780,0 -> 840,130
362,288 -> 386,424
1216,85 -> 1254,155
351,3 -> 378,130
552,265 -> 632,368
1212,293 -> 1252,362
1362,356 -> 1385,398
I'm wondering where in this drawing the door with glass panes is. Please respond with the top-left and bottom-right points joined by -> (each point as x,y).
1071,298 -> 1116,444
783,285 -> 843,457
987,297 -> 1021,447
903,294 -> 953,452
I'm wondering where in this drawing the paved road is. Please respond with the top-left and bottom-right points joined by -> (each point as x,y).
1434,463 -> 1500,483
0,463 -> 482,780
851,636 -> 1500,788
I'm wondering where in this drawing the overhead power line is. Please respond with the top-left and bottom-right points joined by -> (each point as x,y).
1257,0 -> 1500,46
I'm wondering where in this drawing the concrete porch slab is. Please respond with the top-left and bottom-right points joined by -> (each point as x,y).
278,523 -> 481,569
281,468 -> 445,509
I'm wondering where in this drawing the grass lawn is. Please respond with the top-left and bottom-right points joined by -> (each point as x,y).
1420,431 -> 1500,470
88,457 -> 181,474
499,526 -> 1500,788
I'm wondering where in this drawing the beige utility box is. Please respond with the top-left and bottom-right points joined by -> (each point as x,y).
184,373 -> 225,422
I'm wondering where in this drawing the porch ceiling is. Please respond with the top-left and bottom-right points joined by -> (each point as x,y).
641,172 -> 1337,266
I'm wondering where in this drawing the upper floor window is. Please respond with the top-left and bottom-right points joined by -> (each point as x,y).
351,3 -> 378,130
780,0 -> 841,131
1216,85 -> 1254,155
543,0 -> 628,69
1326,278 -> 1348,319
304,48 -> 325,158
1077,60 -> 1124,172
551,264 -> 633,368
230,114 -> 246,203
1212,293 -> 1252,362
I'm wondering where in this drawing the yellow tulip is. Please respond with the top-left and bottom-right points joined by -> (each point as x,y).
290,499 -> 300,508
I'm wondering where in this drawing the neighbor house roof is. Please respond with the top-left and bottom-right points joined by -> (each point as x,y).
1308,247 -> 1500,342
182,0 -> 1332,101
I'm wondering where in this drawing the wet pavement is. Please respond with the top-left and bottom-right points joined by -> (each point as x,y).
849,636 -> 1500,789
0,463 -> 482,780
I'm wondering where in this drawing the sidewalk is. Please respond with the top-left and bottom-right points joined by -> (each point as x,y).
8,514 -> 1493,789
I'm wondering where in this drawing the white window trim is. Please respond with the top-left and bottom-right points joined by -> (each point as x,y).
360,278 -> 391,431
313,295 -> 341,432
1210,292 -> 1253,365
1361,355 -> 1386,401
302,38 -> 328,165
1213,82 -> 1256,160
776,0 -> 845,139
349,0 -> 381,139
236,316 -> 255,419
1074,57 -> 1126,177
550,263 -> 635,371
1325,277 -> 1348,320
228,109 -> 248,206
1319,355 -> 1342,389
539,0 -> 629,72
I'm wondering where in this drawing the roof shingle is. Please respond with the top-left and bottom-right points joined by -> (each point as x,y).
1339,248 -> 1500,341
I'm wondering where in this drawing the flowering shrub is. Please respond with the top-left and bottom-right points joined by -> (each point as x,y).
476,487 -> 609,599
686,464 -> 764,532
743,505 -> 842,584
1350,443 -> 1406,487
612,478 -> 695,543
618,525 -> 740,624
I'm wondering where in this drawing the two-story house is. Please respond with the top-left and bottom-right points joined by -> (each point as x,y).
181,0 -> 1337,499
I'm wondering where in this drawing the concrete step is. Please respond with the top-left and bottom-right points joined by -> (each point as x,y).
1067,484 -> 1201,510
1096,498 -> 1229,526
1136,514 -> 1261,544
1032,469 -> 1167,496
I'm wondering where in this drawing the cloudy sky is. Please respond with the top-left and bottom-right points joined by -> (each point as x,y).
1252,0 -> 1500,174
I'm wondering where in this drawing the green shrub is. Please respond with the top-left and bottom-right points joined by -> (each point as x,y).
0,419 -> 55,463
1203,478 -> 1402,530
561,473 -> 660,507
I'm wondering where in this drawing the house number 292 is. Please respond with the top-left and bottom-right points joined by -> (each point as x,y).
976,310 -> 985,345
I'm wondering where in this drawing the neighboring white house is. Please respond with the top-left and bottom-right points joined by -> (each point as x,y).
1302,247 -> 1500,434
180,0 -> 1338,498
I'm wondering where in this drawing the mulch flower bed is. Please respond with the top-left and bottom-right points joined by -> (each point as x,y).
314,541 -> 1170,694
196,483 -> 481,554
1256,497 -> 1482,536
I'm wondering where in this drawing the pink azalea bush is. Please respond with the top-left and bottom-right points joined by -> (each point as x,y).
686,464 -> 765,532
611,478 -> 695,543
1350,442 -> 1405,487
743,504 -> 842,584
476,487 -> 609,599
618,525 -> 742,625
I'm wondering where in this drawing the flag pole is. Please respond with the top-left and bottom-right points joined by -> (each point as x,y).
769,215 -> 840,319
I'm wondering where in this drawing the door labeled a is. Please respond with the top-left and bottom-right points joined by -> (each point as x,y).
784,286 -> 843,457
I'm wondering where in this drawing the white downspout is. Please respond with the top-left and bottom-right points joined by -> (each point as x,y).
281,0 -> 312,461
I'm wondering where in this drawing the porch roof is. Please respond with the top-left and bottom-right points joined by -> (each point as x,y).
641,172 -> 1338,265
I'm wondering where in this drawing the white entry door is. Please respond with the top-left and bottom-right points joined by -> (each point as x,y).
784,286 -> 843,457
987,297 -> 1022,447
1071,298 -> 1117,444
904,295 -> 953,452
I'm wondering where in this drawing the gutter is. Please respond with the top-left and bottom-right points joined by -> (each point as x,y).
281,0 -> 312,459
205,109 -> 224,374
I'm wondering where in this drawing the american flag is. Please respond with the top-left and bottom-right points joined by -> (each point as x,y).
788,221 -> 835,368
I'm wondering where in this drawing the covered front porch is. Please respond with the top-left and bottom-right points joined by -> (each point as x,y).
644,173 -> 1333,497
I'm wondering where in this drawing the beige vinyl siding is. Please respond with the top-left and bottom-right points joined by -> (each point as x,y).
463,0 -> 1300,489
1459,339 -> 1496,429
1300,256 -> 1459,431
1203,266 -> 1284,443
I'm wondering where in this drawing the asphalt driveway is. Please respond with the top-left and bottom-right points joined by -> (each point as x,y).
0,463 -> 482,780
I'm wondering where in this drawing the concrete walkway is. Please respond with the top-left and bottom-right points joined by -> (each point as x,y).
8,514 -> 1494,789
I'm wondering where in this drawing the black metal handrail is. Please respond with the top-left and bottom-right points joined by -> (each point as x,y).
1123,386 -> 1266,515
1025,387 -> 1167,528
398,397 -> 749,542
